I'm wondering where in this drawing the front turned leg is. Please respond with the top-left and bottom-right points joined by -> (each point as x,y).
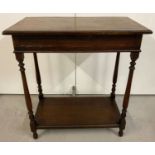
119,52 -> 139,137
15,53 -> 38,139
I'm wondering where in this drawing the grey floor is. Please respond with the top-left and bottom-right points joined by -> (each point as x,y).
0,95 -> 155,142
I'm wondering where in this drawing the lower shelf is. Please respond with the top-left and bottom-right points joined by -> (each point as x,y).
35,96 -> 120,129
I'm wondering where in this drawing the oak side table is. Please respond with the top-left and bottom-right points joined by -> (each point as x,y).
3,17 -> 152,139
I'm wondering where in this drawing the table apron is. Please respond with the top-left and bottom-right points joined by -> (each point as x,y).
12,34 -> 142,52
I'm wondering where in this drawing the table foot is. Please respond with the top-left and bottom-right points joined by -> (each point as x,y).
118,130 -> 123,137
33,132 -> 38,139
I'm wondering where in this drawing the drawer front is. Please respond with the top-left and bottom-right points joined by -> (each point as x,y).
13,34 -> 142,52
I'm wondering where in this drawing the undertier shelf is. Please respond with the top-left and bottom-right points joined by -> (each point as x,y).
35,96 -> 120,129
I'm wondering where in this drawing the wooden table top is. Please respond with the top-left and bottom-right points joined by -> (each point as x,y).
3,17 -> 152,35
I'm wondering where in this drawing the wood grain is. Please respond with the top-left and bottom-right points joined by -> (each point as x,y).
12,34 -> 142,52
35,96 -> 120,129
3,17 -> 152,35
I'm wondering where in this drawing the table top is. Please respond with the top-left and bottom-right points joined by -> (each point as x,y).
3,17 -> 152,35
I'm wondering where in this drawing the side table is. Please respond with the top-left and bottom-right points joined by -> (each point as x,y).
3,17 -> 152,139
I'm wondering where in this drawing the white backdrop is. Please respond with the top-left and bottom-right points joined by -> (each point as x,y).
0,13 -> 155,94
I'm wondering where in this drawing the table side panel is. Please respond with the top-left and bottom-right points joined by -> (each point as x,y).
12,34 -> 142,52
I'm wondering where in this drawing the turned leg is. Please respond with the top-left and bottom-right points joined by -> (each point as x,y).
119,52 -> 139,137
33,53 -> 43,101
111,52 -> 120,99
15,53 -> 38,139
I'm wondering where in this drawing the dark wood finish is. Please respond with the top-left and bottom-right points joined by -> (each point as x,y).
111,52 -> 120,99
35,96 -> 120,128
3,17 -> 152,139
3,17 -> 152,35
33,53 -> 43,100
12,34 -> 142,52
15,53 -> 38,139
4,17 -> 151,52
119,52 -> 139,136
